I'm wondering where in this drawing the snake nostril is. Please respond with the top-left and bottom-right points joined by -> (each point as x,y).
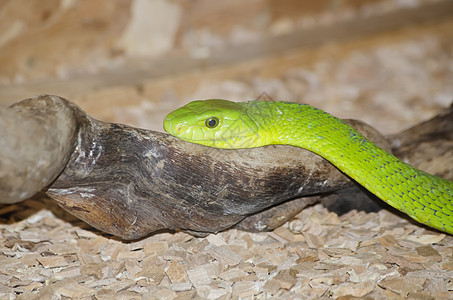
177,125 -> 183,134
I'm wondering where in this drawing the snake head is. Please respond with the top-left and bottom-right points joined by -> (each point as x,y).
163,99 -> 260,149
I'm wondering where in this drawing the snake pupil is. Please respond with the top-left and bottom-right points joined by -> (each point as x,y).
206,117 -> 219,128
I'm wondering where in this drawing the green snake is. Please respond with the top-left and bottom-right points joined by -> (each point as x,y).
163,99 -> 453,234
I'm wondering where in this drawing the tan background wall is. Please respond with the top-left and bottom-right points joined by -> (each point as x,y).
1,0 -> 452,133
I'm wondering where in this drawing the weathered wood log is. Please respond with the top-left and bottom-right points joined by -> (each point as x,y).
0,95 -> 451,239
46,98 -> 386,239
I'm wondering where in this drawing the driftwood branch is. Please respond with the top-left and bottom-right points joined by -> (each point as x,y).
1,95 -> 451,239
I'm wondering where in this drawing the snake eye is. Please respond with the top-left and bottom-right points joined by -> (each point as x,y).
205,117 -> 219,128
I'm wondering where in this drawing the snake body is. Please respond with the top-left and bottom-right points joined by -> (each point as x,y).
164,100 -> 453,234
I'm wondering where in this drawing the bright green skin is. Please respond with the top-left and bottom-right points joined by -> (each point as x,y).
164,99 -> 453,234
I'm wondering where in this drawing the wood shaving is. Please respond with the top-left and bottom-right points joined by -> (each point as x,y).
0,197 -> 451,299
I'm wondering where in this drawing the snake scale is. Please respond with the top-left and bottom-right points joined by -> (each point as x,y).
164,99 -> 453,234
